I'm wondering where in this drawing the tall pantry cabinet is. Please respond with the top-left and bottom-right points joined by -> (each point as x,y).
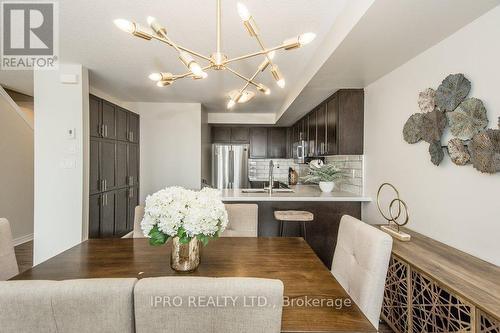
89,94 -> 140,238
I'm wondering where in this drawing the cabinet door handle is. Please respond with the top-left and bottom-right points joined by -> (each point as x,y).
100,124 -> 105,137
105,194 -> 108,206
129,188 -> 134,199
130,131 -> 134,142
100,180 -> 105,191
104,179 -> 107,191
105,125 -> 108,138
128,176 -> 133,186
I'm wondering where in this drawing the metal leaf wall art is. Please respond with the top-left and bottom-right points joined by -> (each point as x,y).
421,109 -> 447,143
402,73 -> 499,174
447,98 -> 488,140
418,88 -> 436,113
435,74 -> 471,112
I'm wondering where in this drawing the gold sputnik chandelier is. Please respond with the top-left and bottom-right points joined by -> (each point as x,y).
114,0 -> 316,109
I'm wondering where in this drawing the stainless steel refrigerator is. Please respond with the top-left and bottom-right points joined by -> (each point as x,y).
212,144 -> 249,189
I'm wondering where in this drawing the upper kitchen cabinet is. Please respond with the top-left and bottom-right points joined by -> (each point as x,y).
316,104 -> 326,155
89,95 -> 102,138
128,112 -> 140,143
338,89 -> 364,155
290,89 -> 364,156
249,127 -> 268,158
212,127 -> 232,143
101,101 -> 116,140
326,95 -> 338,155
230,127 -> 250,143
115,107 -> 129,141
212,127 -> 250,143
308,110 -> 317,157
267,128 -> 287,158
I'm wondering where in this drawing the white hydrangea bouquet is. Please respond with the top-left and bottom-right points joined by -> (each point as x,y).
141,187 -> 228,247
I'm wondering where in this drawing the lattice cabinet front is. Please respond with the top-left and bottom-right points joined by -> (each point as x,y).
382,256 -> 410,333
382,254 -> 500,333
411,269 -> 473,332
478,310 -> 500,333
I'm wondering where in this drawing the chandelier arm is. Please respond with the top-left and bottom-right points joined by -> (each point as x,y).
253,34 -> 277,68
224,43 -> 290,65
173,65 -> 214,80
151,35 -> 212,62
238,67 -> 261,94
224,67 -> 262,89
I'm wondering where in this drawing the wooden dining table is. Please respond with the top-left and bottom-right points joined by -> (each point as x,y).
13,237 -> 376,333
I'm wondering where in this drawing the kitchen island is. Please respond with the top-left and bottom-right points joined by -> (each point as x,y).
220,185 -> 372,268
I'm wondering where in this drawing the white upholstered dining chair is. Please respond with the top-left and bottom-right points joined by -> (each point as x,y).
0,278 -> 137,333
0,218 -> 19,280
122,205 -> 146,238
221,203 -> 258,237
331,215 -> 393,330
134,277 -> 284,333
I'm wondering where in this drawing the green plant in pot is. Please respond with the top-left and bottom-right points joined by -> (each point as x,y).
301,163 -> 344,193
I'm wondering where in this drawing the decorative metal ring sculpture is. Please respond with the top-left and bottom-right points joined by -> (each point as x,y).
377,183 -> 409,231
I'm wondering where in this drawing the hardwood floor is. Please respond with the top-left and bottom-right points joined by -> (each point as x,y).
14,240 -> 33,273
12,240 -> 395,332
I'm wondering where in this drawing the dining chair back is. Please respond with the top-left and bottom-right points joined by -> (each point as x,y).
221,204 -> 258,237
121,205 -> 145,238
0,278 -> 137,333
0,218 -> 19,280
134,277 -> 284,333
331,215 -> 393,330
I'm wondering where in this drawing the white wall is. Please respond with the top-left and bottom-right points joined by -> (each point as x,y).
34,64 -> 89,264
125,102 -> 203,202
0,87 -> 34,243
363,6 -> 500,266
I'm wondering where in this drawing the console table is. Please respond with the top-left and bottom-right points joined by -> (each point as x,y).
381,228 -> 500,333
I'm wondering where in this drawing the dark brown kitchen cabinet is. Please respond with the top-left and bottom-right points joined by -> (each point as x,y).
128,144 -> 139,187
212,127 -> 231,143
286,127 -> 293,158
89,95 -> 102,138
230,127 -> 249,143
267,128 -> 287,158
338,90 -> 364,155
128,112 -> 140,143
316,104 -> 326,155
289,89 -> 363,157
116,107 -> 129,141
127,186 -> 139,231
99,191 -> 115,238
326,95 -> 339,155
101,101 -> 116,140
100,141 -> 116,191
88,194 -> 101,238
308,110 -> 317,157
89,140 -> 100,194
249,127 -> 268,158
88,94 -> 140,239
116,142 -> 128,188
114,188 -> 129,237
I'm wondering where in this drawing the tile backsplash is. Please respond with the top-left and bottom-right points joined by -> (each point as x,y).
324,155 -> 364,195
248,155 -> 364,195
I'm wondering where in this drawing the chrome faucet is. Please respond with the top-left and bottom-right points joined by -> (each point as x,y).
267,160 -> 274,193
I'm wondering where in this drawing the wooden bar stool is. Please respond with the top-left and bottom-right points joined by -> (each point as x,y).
273,210 -> 314,241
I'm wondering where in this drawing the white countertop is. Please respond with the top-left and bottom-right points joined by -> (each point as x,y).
219,185 -> 372,202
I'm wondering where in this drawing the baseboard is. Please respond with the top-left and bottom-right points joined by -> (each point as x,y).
13,233 -> 34,246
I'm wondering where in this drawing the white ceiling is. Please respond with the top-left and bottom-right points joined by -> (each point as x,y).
1,0 -> 499,123
0,0 -> 347,114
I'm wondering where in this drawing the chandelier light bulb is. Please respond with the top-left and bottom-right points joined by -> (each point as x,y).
146,16 -> 156,26
227,99 -> 236,109
298,32 -> 316,46
148,73 -> 162,81
189,62 -> 204,76
114,19 -> 135,34
238,90 -> 255,103
258,84 -> 271,95
237,3 -> 251,21
277,79 -> 286,88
